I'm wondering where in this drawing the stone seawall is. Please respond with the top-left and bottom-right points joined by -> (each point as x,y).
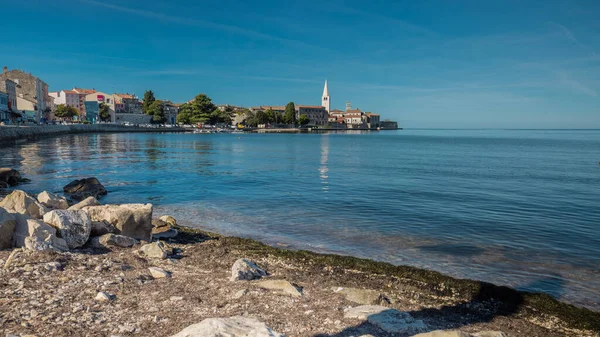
0,124 -> 187,146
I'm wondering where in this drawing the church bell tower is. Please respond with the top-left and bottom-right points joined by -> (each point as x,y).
322,80 -> 330,113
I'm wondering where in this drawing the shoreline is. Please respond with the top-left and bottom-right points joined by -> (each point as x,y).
172,225 -> 600,331
0,124 -> 188,147
0,192 -> 599,335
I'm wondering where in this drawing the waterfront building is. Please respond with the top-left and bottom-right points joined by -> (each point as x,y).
0,91 -> 8,121
296,105 -> 328,126
249,106 -> 286,114
380,120 -> 398,129
85,92 -> 116,123
114,93 -> 142,114
0,67 -> 52,122
49,90 -> 82,112
72,88 -> 96,119
366,113 -> 380,129
163,100 -> 179,125
0,79 -> 17,114
322,80 -> 330,113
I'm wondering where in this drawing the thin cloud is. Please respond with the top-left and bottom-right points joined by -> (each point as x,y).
328,3 -> 437,36
550,22 -> 597,56
555,70 -> 597,97
79,0 -> 319,49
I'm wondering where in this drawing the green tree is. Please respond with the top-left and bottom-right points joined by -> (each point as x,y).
176,93 -> 216,125
242,110 -> 258,127
283,102 -> 296,125
142,90 -> 156,114
98,103 -> 111,122
148,100 -> 166,124
298,114 -> 310,126
265,108 -> 275,124
255,110 -> 270,125
54,104 -> 79,120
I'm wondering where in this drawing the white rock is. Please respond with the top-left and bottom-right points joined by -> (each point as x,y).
344,305 -> 426,334
138,241 -> 172,259
89,233 -> 138,249
68,196 -> 100,210
0,190 -> 48,219
159,215 -> 177,226
231,289 -> 249,299
230,258 -> 267,281
170,316 -> 284,337
13,213 -> 68,252
95,292 -> 113,302
37,191 -> 69,210
148,267 -> 171,279
43,210 -> 92,249
0,207 -> 17,249
255,279 -> 303,297
82,204 -> 153,241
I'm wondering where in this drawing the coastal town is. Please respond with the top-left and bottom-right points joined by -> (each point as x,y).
0,67 -> 399,131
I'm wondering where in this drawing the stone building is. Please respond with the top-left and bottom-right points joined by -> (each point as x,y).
296,105 -> 328,126
163,100 -> 179,125
0,67 -> 52,122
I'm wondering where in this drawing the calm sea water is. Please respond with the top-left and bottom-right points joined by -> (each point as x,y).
1,130 -> 599,310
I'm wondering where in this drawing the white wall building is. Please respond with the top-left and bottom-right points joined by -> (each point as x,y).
85,92 -> 116,123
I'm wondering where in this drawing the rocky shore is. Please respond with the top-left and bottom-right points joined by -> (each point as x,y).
0,172 -> 599,337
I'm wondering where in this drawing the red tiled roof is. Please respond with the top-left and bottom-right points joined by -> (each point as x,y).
62,90 -> 78,94
296,105 -> 325,109
114,93 -> 134,99
73,88 -> 96,94
346,109 -> 362,113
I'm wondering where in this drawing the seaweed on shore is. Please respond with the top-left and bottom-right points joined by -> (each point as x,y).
173,224 -> 600,333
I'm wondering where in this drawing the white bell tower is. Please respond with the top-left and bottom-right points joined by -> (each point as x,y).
322,80 -> 330,113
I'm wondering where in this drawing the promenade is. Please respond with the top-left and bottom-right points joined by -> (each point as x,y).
0,124 -> 187,146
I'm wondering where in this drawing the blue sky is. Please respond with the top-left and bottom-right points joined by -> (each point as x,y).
2,0 -> 599,128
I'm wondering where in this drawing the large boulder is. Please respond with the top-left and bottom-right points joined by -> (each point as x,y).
37,191 -> 69,210
230,258 -> 267,281
43,210 -> 92,249
0,207 -> 17,249
0,181 -> 8,189
89,233 -> 138,249
0,168 -> 21,186
90,220 -> 116,237
0,190 -> 48,219
63,177 -> 107,200
13,213 -> 68,252
170,316 -> 284,337
68,196 -> 100,211
82,204 -> 153,241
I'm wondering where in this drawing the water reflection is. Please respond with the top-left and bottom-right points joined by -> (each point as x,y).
320,134 -> 329,192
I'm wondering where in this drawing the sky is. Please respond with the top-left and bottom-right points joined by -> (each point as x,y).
2,0 -> 599,128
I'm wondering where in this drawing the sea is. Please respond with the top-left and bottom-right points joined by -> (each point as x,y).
1,129 -> 599,310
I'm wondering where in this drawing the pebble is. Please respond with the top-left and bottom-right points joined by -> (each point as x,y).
95,292 -> 113,302
148,267 -> 171,279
